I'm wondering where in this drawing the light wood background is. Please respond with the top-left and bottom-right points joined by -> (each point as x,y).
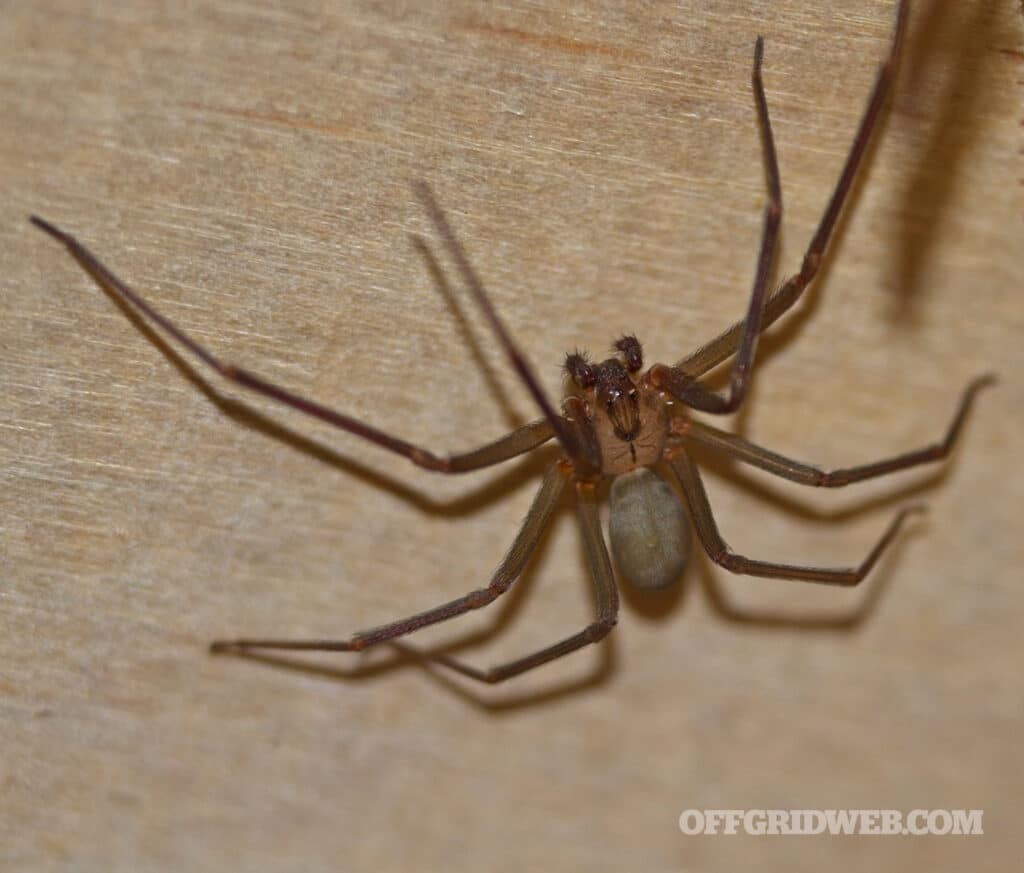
4,1 -> 1022,870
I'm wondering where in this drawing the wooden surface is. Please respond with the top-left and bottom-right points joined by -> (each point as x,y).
4,1 -> 1022,870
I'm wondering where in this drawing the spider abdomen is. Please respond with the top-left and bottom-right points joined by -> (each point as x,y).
608,468 -> 691,590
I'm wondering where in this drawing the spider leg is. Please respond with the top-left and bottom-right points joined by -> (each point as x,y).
649,34 -> 781,415
668,448 -> 920,586
210,461 -> 568,655
414,182 -> 586,465
29,215 -> 554,473
673,0 -> 908,381
680,374 -> 994,486
401,480 -> 619,684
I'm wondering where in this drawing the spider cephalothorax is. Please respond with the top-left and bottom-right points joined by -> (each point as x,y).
31,0 -> 992,684
565,343 -> 671,474
567,343 -> 644,429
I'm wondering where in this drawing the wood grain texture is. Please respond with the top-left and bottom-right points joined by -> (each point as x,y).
4,1 -> 1022,870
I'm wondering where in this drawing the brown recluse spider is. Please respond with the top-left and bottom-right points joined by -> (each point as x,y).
31,0 -> 992,684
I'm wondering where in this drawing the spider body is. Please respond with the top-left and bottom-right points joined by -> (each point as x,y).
609,467 -> 692,591
564,339 -> 686,588
31,0 -> 993,683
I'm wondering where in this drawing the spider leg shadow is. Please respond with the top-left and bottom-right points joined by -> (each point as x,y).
213,499 -> 620,711
890,1 -> 995,322
695,522 -> 925,632
388,639 -> 616,713
410,232 -> 526,433
78,267 -> 556,518
684,441 -> 943,631
220,636 -> 616,713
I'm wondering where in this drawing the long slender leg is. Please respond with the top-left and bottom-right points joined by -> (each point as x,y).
649,35 -> 781,415
30,216 -> 554,473
414,183 -> 582,461
668,449 -> 919,586
415,479 -> 620,684
675,0 -> 908,379
679,374 -> 993,487
210,461 -> 568,654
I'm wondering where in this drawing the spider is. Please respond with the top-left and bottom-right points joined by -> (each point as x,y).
32,0 -> 991,683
